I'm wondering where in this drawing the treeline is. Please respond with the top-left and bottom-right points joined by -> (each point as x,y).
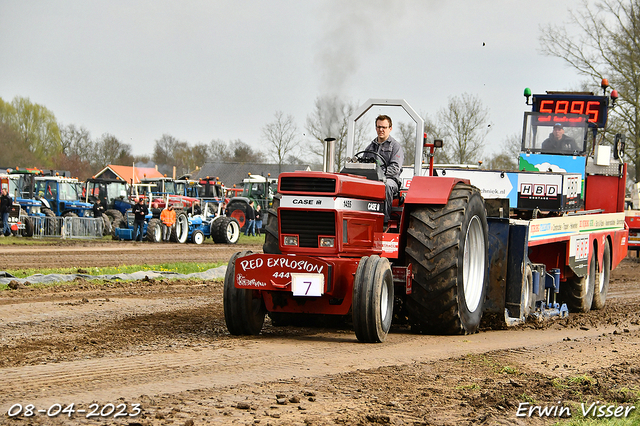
0,96 -> 263,179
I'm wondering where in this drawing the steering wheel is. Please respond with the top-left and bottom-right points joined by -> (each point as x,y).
352,150 -> 389,169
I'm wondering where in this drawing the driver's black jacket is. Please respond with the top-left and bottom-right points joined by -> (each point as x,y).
541,134 -> 579,153
362,136 -> 404,183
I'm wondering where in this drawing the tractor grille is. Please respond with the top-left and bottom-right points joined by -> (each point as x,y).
279,176 -> 336,193
280,210 -> 335,248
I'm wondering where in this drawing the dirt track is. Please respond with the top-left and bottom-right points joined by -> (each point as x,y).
0,241 -> 639,425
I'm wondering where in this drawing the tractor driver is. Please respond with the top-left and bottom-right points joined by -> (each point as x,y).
541,123 -> 579,154
362,114 -> 404,224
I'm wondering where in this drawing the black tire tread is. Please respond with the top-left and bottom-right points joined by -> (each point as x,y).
404,183 -> 488,335
263,193 -> 281,254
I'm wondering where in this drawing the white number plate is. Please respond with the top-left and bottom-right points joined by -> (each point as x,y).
291,273 -> 324,297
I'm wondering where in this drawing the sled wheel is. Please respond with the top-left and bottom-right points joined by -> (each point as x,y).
405,183 -> 489,334
352,255 -> 394,343
192,229 -> 204,245
560,245 -> 596,313
224,250 -> 266,335
263,193 -> 281,254
592,240 -> 611,310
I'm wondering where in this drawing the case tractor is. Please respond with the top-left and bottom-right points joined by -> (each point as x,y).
224,88 -> 627,343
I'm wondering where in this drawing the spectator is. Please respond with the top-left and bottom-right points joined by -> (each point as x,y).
221,201 -> 228,216
192,200 -> 202,216
244,200 -> 256,236
0,188 -> 13,237
160,204 -> 176,242
254,204 -> 263,236
132,198 -> 148,242
92,198 -> 105,219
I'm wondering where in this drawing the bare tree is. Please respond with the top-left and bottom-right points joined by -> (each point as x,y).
153,134 -> 181,166
437,93 -> 491,164
540,0 -> 640,180
208,139 -> 232,161
92,133 -> 134,167
397,114 -> 447,167
231,139 -> 262,163
262,111 -> 301,173
305,96 -> 367,171
485,133 -> 522,170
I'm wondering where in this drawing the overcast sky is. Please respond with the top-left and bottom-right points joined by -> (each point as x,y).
1,1 -> 587,160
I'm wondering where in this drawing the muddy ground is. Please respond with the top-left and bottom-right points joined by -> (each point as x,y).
0,240 -> 639,425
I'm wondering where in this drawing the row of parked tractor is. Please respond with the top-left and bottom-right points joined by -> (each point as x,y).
0,168 -> 277,244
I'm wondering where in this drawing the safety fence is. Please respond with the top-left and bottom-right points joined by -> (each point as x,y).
29,216 -> 103,239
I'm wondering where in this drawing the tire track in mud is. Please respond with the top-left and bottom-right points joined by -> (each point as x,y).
2,324 -> 638,411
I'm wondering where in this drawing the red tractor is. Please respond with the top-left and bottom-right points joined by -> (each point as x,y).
224,94 -> 627,343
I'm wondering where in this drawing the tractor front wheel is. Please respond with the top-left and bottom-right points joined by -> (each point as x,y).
405,183 -> 489,335
192,229 -> 205,244
352,255 -> 394,343
224,251 -> 266,335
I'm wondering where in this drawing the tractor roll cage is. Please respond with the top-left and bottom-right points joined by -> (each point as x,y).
346,99 -> 424,176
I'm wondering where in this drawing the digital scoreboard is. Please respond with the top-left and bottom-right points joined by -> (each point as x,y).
531,94 -> 608,128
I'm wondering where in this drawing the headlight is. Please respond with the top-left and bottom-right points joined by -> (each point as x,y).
283,236 -> 298,246
319,237 -> 335,248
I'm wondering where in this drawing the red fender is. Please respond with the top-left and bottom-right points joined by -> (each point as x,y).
404,176 -> 470,205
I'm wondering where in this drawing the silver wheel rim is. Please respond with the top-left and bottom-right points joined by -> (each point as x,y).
380,278 -> 389,323
463,215 -> 485,312
597,261 -> 605,292
228,221 -> 239,243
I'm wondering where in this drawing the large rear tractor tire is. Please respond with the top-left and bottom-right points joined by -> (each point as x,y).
211,217 -> 240,244
111,216 -> 127,240
592,240 -> 611,310
224,251 -> 266,335
560,246 -> 596,313
42,207 -> 57,235
170,213 -> 189,243
105,209 -> 123,231
145,218 -> 162,243
405,183 -> 489,335
101,213 -> 112,236
352,255 -> 394,343
227,200 -> 248,232
263,193 -> 281,254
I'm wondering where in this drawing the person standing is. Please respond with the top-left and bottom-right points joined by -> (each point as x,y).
132,198 -> 148,242
254,204 -> 263,236
363,114 -> 404,223
92,198 -> 105,219
0,188 -> 13,237
244,200 -> 256,236
160,204 -> 176,242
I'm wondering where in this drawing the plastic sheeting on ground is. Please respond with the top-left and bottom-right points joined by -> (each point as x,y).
0,265 -> 227,285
